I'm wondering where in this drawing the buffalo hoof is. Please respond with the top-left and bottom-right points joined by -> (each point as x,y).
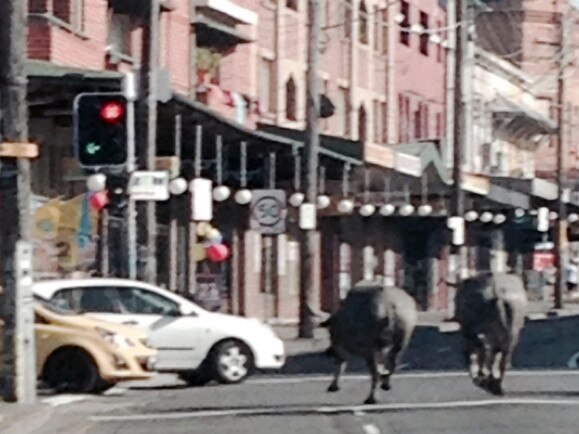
327,383 -> 339,393
486,379 -> 504,396
364,396 -> 377,405
380,380 -> 391,391
473,376 -> 488,390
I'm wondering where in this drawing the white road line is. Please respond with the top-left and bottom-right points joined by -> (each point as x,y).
41,395 -> 88,407
248,370 -> 579,385
566,351 -> 579,369
362,424 -> 380,434
91,398 -> 579,422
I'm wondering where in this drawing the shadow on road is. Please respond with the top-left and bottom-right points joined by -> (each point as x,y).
279,316 -> 579,376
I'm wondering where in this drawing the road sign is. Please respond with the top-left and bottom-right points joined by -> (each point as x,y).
250,190 -> 287,235
0,142 -> 39,158
128,171 -> 170,201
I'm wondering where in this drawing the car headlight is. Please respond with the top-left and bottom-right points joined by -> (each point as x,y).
96,327 -> 134,348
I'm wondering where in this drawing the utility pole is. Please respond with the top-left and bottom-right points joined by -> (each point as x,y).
0,0 -> 36,403
299,0 -> 321,338
449,0 -> 467,308
554,10 -> 569,310
145,0 -> 161,284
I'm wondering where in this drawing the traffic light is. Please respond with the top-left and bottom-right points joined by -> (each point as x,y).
74,93 -> 128,167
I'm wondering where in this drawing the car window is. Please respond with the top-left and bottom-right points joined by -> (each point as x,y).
54,287 -> 122,313
117,287 -> 180,315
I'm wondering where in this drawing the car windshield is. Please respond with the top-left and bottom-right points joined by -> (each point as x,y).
33,294 -> 77,316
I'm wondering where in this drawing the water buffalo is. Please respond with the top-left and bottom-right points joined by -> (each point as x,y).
455,272 -> 528,396
320,280 -> 417,404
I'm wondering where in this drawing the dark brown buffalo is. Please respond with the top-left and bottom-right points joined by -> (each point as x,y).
456,272 -> 528,396
320,280 -> 417,404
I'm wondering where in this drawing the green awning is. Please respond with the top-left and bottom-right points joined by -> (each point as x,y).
25,60 -> 123,81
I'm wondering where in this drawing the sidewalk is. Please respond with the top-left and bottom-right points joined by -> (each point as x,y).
274,299 -> 579,357
0,401 -> 55,434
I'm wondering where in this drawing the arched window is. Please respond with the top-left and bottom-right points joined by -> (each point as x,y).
359,1 -> 368,44
358,105 -> 367,143
286,77 -> 297,121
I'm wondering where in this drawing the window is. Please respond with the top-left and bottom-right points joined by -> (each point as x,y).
373,100 -> 380,142
399,1 -> 410,46
398,94 -> 410,142
285,77 -> 297,121
338,87 -> 351,136
286,0 -> 298,11
414,103 -> 422,139
419,11 -> 429,56
344,0 -> 352,39
117,288 -> 180,316
53,287 -> 122,313
108,11 -> 132,56
358,105 -> 367,143
423,104 -> 429,138
381,101 -> 388,143
31,0 -> 84,31
359,1 -> 369,45
259,57 -> 276,114
436,112 -> 443,137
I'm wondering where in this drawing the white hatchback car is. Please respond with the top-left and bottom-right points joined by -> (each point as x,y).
33,278 -> 285,385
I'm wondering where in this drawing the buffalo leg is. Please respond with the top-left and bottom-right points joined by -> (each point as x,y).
327,347 -> 347,393
486,351 -> 505,396
364,353 -> 380,405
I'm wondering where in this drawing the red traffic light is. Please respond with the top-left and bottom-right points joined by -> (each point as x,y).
99,101 -> 125,123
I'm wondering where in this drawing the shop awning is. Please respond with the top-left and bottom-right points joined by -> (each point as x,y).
25,60 -> 123,83
194,15 -> 253,46
388,141 -> 450,185
492,96 -> 558,136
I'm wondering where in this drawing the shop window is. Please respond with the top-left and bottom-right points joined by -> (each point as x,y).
359,1 -> 369,45
285,77 -> 297,121
399,1 -> 410,46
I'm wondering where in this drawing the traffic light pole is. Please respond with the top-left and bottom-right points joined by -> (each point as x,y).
124,72 -> 138,280
0,0 -> 36,403
144,0 -> 161,284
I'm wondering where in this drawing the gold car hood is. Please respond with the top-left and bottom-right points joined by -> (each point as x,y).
35,304 -> 148,340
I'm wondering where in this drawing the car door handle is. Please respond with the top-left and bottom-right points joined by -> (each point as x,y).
123,320 -> 139,326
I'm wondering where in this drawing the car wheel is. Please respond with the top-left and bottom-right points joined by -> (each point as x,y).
43,348 -> 101,394
210,340 -> 253,384
177,369 -> 211,387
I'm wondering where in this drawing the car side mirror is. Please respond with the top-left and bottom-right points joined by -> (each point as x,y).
167,308 -> 183,317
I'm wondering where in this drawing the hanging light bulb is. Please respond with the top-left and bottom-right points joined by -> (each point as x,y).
86,173 -> 107,192
337,199 -> 354,214
514,208 -> 525,218
465,210 -> 479,222
288,192 -> 305,207
359,204 -> 376,217
549,211 -> 558,221
399,204 -> 414,216
380,204 -> 395,216
569,213 -> 579,223
394,13 -> 405,24
169,177 -> 188,196
418,204 -> 433,216
234,189 -> 252,205
317,195 -> 331,209
212,185 -> 231,202
493,214 -> 506,225
480,212 -> 493,223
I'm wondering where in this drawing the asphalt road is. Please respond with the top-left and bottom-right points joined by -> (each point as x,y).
20,370 -> 579,434
5,315 -> 579,434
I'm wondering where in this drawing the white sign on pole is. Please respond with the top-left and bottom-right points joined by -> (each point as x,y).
190,178 -> 213,221
299,203 -> 317,230
128,171 -> 170,201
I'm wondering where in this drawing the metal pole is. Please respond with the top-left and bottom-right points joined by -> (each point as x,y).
554,11 -> 569,310
299,0 -> 321,338
0,0 -> 36,403
124,71 -> 138,280
187,125 -> 203,296
169,114 -> 182,291
145,0 -> 161,284
445,0 -> 456,169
